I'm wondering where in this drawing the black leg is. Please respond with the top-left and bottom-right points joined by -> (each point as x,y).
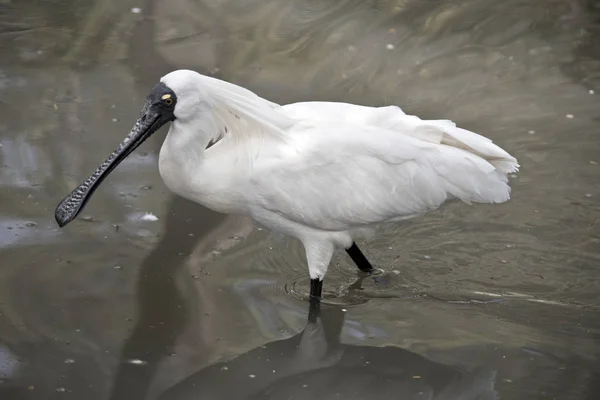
310,278 -> 323,299
309,279 -> 323,322
346,242 -> 375,273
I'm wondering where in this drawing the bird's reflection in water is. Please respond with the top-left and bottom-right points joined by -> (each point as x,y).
109,195 -> 224,400
159,300 -> 498,400
108,0 -> 228,396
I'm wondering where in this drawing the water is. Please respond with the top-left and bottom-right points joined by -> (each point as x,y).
1,0 -> 599,399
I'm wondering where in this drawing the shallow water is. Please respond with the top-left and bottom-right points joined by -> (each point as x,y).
1,0 -> 600,399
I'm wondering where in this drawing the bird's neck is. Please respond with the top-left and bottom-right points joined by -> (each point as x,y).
158,119 -> 211,195
158,119 -> 248,214
166,119 -> 211,160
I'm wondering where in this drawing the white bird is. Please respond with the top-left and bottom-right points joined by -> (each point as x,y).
55,69 -> 519,299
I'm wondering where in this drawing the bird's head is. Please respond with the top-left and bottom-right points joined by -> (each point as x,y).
54,70 -> 198,227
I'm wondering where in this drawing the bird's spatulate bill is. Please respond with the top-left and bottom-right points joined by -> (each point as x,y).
55,103 -> 164,227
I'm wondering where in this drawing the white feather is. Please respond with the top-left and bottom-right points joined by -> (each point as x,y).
162,69 -> 294,145
157,70 -> 519,281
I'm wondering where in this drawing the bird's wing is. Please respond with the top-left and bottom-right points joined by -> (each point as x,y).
283,101 -> 519,174
283,101 -> 405,123
248,121 -> 512,232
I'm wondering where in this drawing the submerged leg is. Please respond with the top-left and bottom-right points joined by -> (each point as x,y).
345,242 -> 375,273
308,286 -> 321,323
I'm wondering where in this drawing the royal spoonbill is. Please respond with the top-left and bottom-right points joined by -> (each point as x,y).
55,69 -> 519,299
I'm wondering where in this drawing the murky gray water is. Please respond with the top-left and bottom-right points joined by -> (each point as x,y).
1,0 -> 600,399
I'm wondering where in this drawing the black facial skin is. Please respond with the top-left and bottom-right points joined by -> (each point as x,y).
55,82 -> 177,227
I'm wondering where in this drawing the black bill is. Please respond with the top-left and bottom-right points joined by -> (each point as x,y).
55,95 -> 174,227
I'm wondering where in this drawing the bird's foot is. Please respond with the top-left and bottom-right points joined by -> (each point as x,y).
362,267 -> 385,276
348,267 -> 391,294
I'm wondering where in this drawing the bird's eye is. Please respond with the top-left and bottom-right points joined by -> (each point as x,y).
163,97 -> 173,106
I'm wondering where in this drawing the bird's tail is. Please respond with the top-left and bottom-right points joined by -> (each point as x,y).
410,120 -> 519,205
424,144 -> 514,205
423,119 -> 519,175
372,107 -> 519,174
363,107 -> 519,205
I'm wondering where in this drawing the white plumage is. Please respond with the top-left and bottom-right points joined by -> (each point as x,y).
157,69 -> 519,287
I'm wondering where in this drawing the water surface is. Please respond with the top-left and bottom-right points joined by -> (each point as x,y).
1,0 -> 599,399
